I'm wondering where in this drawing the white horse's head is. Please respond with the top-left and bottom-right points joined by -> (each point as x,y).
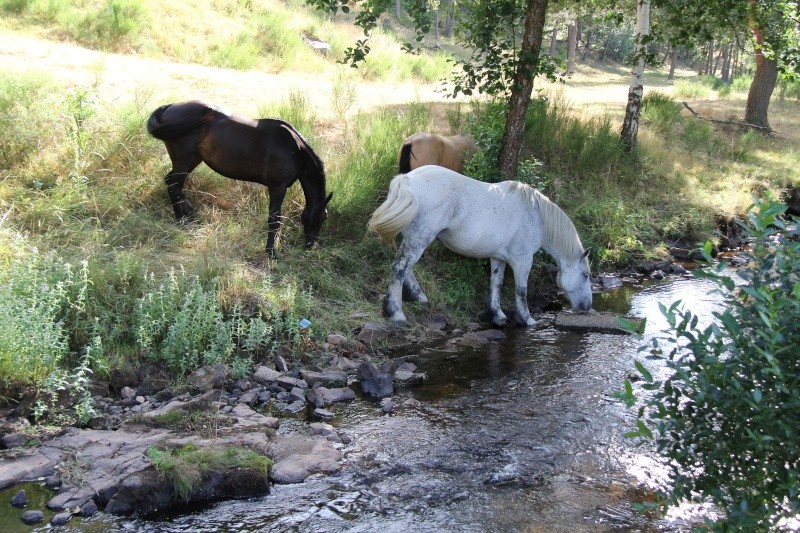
557,248 -> 593,312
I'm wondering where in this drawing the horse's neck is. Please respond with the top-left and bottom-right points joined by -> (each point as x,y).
534,191 -> 581,264
298,168 -> 327,206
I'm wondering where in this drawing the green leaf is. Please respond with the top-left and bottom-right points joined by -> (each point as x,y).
634,360 -> 653,383
636,419 -> 653,440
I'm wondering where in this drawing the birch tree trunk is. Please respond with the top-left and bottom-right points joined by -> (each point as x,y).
620,0 -> 650,153
498,0 -> 550,180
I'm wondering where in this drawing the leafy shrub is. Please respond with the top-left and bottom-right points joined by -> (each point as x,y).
134,269 -> 234,377
618,197 -> 800,530
642,91 -> 683,135
0,242 -> 101,422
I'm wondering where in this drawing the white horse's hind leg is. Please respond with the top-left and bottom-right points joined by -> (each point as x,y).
383,238 -> 429,322
402,270 -> 429,304
511,262 -> 535,327
482,258 -> 508,327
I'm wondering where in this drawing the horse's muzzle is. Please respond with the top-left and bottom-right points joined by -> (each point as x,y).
572,298 -> 593,313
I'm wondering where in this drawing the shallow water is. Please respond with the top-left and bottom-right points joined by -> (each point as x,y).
5,275 -> 725,532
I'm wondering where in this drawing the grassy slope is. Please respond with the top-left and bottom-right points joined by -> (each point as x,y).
1,0 -> 798,380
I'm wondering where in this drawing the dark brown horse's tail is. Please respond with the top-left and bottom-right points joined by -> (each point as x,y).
147,103 -> 208,141
398,142 -> 413,174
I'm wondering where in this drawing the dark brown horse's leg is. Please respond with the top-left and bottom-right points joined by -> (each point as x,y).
266,184 -> 288,257
164,144 -> 201,223
164,170 -> 196,222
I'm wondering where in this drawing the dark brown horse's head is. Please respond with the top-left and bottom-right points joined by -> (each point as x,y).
302,192 -> 333,248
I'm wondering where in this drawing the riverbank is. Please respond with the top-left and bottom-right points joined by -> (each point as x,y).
0,249 -> 706,528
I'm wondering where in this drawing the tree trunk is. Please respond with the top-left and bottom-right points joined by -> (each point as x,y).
620,0 -> 650,153
566,22 -> 577,74
444,0 -> 454,37
744,21 -> 778,130
581,29 -> 593,61
667,47 -> 677,80
434,8 -> 440,39
721,43 -> 730,82
498,0 -> 550,180
706,41 -> 714,75
395,0 -> 401,20
549,25 -> 558,56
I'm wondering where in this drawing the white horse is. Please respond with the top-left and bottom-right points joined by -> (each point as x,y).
368,165 -> 592,326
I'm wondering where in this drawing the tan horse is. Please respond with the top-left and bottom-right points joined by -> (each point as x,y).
397,132 -> 478,174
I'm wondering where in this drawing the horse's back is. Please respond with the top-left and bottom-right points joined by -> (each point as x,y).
403,166 -> 538,259
399,133 -> 477,173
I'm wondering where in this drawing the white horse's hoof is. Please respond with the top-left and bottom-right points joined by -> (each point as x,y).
389,312 -> 407,323
525,317 -> 536,327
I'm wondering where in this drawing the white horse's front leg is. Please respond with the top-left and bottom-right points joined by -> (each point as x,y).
483,259 -> 508,327
511,262 -> 535,327
383,240 -> 427,323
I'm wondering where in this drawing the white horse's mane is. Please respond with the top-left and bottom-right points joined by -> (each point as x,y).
510,182 -> 584,261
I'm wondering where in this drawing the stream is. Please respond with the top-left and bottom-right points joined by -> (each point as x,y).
10,274 -> 725,532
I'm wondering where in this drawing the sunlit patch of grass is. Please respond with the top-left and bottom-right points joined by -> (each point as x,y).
673,79 -> 713,99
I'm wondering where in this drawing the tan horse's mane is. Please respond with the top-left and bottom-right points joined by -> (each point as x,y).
509,182 -> 584,261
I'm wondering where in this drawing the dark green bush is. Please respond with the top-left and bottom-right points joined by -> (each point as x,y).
619,197 -> 800,531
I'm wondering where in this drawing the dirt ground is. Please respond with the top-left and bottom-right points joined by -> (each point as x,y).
0,29 -> 647,126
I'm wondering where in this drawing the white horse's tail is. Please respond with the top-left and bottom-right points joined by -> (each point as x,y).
368,174 -> 420,248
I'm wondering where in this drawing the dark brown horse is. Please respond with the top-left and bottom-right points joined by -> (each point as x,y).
398,132 -> 478,174
147,101 -> 332,257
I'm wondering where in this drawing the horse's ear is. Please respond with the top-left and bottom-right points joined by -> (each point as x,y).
325,192 -> 333,205
581,248 -> 591,260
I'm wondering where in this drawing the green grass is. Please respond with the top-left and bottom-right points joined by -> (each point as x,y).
147,443 -> 272,502
1,4 -> 799,419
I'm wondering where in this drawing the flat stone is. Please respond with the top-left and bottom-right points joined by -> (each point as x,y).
300,370 -> 348,388
2,433 -> 27,448
252,366 -> 282,384
307,387 -> 356,407
356,322 -> 398,344
270,437 -> 342,484
553,312 -> 642,335
276,376 -> 307,391
313,408 -> 335,421
21,510 -> 44,524
51,512 -> 72,526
